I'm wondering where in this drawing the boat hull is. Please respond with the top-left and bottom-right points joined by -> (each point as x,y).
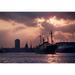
35,45 -> 57,54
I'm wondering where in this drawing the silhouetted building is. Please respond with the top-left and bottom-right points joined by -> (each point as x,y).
25,43 -> 29,48
15,39 -> 20,48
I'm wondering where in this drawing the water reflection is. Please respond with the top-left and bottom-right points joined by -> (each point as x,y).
0,53 -> 75,63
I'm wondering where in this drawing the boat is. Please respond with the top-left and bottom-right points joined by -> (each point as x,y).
56,42 -> 75,53
35,42 -> 57,54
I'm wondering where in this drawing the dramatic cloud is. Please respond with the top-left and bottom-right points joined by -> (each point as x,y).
0,12 -> 75,26
0,12 -> 75,47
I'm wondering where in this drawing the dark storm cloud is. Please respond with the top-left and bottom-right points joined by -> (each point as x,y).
0,12 -> 37,26
0,12 -> 75,26
0,12 -> 75,34
31,12 -> 75,19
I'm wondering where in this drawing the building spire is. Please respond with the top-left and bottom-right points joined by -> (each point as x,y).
25,42 -> 29,48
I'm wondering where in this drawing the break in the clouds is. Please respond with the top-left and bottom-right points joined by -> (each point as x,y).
1,12 -> 75,25
0,12 -> 75,48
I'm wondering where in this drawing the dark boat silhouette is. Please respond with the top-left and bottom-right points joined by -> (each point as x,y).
56,42 -> 75,53
34,31 -> 57,54
35,42 -> 57,54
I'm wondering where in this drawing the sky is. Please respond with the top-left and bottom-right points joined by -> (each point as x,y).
0,12 -> 75,48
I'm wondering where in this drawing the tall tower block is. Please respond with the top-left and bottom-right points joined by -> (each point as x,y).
15,39 -> 20,48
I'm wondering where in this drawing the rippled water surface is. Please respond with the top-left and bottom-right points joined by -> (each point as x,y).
0,53 -> 75,63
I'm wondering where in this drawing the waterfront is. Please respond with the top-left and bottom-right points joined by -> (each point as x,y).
0,53 -> 75,63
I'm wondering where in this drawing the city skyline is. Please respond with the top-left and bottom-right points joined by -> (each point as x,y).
0,12 -> 75,48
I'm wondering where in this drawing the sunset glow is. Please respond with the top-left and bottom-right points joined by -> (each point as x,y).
34,16 -> 75,27
34,17 -> 45,23
0,12 -> 75,47
47,16 -> 67,27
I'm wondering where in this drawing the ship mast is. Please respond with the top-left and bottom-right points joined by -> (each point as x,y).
39,35 -> 42,44
50,31 -> 54,44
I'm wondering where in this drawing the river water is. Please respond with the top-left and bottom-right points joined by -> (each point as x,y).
0,53 -> 75,63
